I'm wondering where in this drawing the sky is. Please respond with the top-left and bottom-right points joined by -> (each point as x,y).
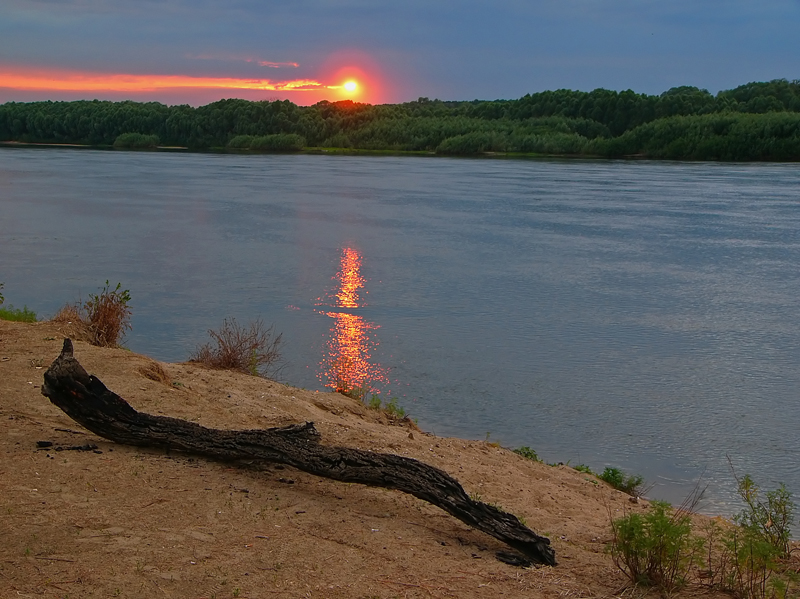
1,0 -> 799,106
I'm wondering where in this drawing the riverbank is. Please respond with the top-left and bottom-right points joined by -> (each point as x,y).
0,318 -> 729,598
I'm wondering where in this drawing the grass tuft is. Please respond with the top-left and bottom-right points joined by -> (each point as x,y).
0,304 -> 38,322
0,283 -> 37,322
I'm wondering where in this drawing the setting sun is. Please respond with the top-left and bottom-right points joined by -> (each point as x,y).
343,80 -> 358,92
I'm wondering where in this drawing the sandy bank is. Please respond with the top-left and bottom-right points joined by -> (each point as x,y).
1,319 -> 724,598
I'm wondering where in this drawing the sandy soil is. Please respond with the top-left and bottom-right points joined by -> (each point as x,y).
1,320 -> 730,598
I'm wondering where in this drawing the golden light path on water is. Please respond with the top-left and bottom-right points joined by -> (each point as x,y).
318,248 -> 387,395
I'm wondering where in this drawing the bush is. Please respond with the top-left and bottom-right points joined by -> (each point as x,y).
83,281 -> 132,347
600,467 -> 645,496
52,281 -> 131,347
702,473 -> 798,599
228,134 -> 255,149
113,132 -> 160,148
609,500 -> 702,590
190,318 -> 283,378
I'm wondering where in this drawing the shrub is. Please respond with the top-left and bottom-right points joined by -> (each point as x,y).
364,393 -> 407,419
384,397 -> 406,418
113,132 -> 160,148
513,446 -> 541,462
609,500 -> 703,591
600,466 -> 645,496
250,134 -> 306,151
52,282 -> 132,347
191,318 -> 283,379
702,473 -> 798,599
228,135 -> 255,149
83,281 -> 132,347
735,475 -> 795,559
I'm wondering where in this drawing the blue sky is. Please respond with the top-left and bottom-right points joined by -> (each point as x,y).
1,0 -> 798,105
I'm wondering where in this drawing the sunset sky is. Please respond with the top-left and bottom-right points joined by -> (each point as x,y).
1,0 -> 798,106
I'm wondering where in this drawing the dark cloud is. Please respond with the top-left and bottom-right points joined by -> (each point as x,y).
1,0 -> 798,104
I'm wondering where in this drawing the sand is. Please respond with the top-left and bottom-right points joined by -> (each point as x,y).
1,319 -> 735,598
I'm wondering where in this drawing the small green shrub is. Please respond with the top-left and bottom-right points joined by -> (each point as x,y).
703,473 -> 798,599
600,466 -> 645,496
609,500 -> 702,591
384,397 -> 406,418
735,475 -> 795,559
0,304 -> 38,322
364,394 -> 407,419
574,464 -> 594,474
513,446 -> 541,462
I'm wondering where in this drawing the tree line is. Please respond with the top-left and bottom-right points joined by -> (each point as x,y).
1,79 -> 799,160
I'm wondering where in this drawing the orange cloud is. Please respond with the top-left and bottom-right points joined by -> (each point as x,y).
0,66 -> 335,93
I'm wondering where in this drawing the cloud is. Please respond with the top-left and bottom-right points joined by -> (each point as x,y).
187,53 -> 299,68
0,65 -> 333,93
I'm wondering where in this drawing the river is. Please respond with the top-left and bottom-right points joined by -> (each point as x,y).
2,146 -> 799,514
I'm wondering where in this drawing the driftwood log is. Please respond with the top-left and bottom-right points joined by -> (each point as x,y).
41,339 -> 556,566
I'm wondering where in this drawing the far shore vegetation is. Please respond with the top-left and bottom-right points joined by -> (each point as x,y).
2,79 -> 800,161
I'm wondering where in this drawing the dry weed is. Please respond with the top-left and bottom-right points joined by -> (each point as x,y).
190,318 -> 283,379
50,282 -> 131,347
83,282 -> 131,347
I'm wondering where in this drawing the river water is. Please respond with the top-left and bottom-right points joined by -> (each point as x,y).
2,147 -> 799,514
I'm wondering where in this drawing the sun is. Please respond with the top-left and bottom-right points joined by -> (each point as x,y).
343,80 -> 358,92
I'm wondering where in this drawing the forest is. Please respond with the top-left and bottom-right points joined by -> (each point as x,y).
1,79 -> 799,160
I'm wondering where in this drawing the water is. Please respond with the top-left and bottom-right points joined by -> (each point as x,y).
2,146 -> 799,515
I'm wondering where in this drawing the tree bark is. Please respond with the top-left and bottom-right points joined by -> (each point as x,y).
41,339 -> 556,566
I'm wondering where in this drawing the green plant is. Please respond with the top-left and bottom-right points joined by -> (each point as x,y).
600,466 -> 645,496
0,304 -> 38,322
703,471 -> 798,599
367,394 -> 382,410
734,475 -> 795,559
513,446 -> 541,462
339,378 -> 371,401
0,283 -> 37,322
191,318 -> 283,379
574,464 -> 594,474
608,500 -> 702,591
384,397 -> 406,418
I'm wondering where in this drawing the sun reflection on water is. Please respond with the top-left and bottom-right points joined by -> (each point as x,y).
318,247 -> 387,395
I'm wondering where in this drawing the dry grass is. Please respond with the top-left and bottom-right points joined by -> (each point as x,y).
51,303 -> 92,341
190,318 -> 283,379
137,360 -> 171,385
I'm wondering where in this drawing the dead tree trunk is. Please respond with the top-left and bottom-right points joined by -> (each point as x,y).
41,339 -> 555,566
